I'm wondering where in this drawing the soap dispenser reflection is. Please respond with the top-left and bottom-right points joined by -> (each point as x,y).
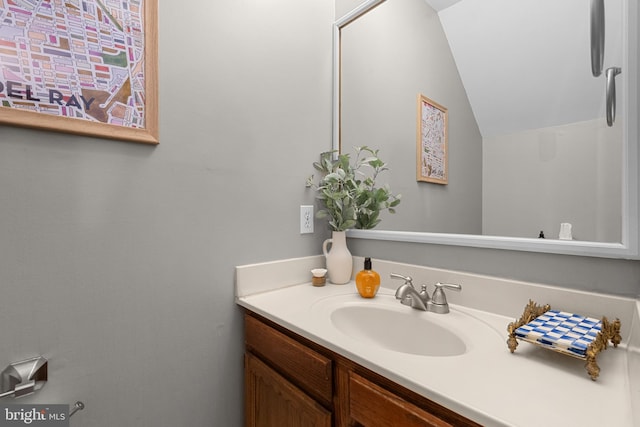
356,257 -> 380,298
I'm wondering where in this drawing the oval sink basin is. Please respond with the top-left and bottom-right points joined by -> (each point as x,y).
330,305 -> 467,357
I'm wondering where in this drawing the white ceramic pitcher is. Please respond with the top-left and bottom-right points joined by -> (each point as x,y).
322,231 -> 353,284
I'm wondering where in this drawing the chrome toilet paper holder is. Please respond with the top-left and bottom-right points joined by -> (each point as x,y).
0,356 -> 48,399
0,356 -> 86,419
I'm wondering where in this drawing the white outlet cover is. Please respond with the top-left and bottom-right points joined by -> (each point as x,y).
300,205 -> 314,234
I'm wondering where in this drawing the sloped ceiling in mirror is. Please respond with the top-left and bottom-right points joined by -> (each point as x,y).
425,0 -> 623,138
423,0 -> 461,12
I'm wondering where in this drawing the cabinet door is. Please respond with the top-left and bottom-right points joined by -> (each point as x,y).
245,353 -> 331,427
349,372 -> 453,427
245,314 -> 333,406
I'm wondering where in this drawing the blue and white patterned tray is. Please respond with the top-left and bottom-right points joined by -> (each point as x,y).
514,310 -> 602,358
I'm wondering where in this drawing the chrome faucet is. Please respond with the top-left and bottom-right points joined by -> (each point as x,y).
391,273 -> 429,311
390,273 -> 461,314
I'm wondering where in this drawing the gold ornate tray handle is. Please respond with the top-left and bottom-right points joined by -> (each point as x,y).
585,317 -> 622,380
506,300 -> 550,353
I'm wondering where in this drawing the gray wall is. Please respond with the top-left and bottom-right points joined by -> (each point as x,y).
340,0 -> 483,234
0,2 -> 638,427
0,1 -> 332,426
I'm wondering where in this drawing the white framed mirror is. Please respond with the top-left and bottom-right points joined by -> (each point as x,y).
333,0 -> 639,259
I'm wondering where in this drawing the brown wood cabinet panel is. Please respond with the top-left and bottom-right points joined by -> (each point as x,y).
245,314 -> 333,406
245,353 -> 332,427
349,372 -> 453,427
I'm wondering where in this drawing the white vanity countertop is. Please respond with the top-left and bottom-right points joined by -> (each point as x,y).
235,256 -> 639,427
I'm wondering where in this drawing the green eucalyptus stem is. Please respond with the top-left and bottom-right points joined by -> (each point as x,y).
306,146 -> 401,231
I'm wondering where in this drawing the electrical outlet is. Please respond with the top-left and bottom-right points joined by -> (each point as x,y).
300,205 -> 314,234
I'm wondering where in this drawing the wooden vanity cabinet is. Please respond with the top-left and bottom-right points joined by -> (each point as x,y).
244,311 -> 481,427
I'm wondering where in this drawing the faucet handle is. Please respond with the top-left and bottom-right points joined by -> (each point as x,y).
390,273 -> 414,287
431,283 -> 461,305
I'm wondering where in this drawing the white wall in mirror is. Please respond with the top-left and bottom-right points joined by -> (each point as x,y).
439,0 -> 623,242
334,0 -> 639,259
484,121 -> 621,242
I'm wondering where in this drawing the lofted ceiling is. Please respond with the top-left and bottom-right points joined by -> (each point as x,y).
424,0 -> 622,138
423,0 -> 461,12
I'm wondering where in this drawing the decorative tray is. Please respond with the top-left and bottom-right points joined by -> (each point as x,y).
507,300 -> 621,380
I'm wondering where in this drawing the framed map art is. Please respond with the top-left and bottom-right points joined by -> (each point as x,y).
416,94 -> 447,184
0,0 -> 158,144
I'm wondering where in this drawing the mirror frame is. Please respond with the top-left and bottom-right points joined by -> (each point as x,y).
334,0 -> 639,259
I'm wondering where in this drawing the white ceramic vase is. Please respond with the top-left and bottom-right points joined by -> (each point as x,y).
322,231 -> 353,284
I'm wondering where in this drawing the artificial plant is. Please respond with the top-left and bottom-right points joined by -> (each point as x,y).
306,146 -> 401,231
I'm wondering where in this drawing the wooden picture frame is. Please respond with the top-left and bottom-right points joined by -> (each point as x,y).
416,94 -> 447,184
0,0 -> 159,144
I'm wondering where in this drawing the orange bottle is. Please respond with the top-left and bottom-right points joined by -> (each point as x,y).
355,257 -> 380,298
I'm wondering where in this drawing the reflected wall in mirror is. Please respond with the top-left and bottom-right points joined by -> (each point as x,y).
338,0 -> 628,244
